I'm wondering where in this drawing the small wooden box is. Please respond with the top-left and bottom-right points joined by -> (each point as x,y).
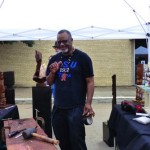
103,121 -> 114,147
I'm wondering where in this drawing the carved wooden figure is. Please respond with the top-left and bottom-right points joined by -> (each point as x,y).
0,72 -> 7,107
33,50 -> 46,86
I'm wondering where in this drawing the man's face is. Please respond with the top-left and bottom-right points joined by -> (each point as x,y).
57,32 -> 72,54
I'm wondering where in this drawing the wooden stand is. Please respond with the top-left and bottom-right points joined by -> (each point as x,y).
103,121 -> 114,147
32,86 -> 52,137
112,74 -> 116,108
103,74 -> 116,147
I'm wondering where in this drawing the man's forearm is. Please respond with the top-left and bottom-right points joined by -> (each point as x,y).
86,77 -> 94,104
46,73 -> 56,85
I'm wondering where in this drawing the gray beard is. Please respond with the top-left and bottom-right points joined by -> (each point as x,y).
56,50 -> 61,53
61,48 -> 69,54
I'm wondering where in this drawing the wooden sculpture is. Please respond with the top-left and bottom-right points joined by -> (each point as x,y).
0,72 -> 7,107
132,64 -> 144,104
33,50 -> 46,86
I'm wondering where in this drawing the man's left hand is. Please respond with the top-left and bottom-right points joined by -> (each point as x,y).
83,103 -> 95,117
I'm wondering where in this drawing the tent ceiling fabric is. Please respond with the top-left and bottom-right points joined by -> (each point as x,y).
0,24 -> 149,41
0,0 -> 149,40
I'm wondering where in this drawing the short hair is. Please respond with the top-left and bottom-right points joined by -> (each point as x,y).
57,29 -> 72,38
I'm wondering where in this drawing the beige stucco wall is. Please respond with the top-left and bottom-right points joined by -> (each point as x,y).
0,40 -> 134,87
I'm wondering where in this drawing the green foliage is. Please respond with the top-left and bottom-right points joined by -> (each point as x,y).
0,41 -> 35,47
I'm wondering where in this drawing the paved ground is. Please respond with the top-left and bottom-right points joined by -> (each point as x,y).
15,86 -> 136,103
15,86 -> 137,150
17,103 -> 114,150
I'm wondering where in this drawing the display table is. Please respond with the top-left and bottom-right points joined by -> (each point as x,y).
108,105 -> 150,150
4,118 -> 57,150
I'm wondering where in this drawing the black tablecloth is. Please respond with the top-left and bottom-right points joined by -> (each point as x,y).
0,104 -> 20,133
0,105 -> 19,120
0,105 -> 19,149
108,105 -> 150,150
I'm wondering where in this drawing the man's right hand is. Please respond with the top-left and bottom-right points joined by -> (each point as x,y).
49,61 -> 62,74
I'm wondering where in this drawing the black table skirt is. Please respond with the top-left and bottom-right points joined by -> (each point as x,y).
108,105 -> 150,150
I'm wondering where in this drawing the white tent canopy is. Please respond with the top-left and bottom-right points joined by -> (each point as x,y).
0,24 -> 149,41
0,0 -> 149,41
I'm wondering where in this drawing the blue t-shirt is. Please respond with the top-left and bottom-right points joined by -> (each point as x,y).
46,49 -> 94,108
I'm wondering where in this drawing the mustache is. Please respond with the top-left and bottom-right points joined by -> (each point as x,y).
59,45 -> 69,49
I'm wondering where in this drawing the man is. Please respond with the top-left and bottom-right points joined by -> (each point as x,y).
33,41 -> 60,86
52,41 -> 61,54
49,41 -> 61,60
46,29 -> 95,150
